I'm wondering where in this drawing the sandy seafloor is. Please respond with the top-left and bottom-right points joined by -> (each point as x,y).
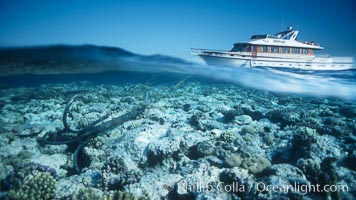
0,72 -> 355,200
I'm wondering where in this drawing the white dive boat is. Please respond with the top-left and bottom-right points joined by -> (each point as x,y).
192,27 -> 354,70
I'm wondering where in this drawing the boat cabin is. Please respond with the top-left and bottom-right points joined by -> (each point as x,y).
231,43 -> 315,55
230,28 -> 322,56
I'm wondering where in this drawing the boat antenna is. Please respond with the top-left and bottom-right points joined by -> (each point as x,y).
281,19 -> 284,31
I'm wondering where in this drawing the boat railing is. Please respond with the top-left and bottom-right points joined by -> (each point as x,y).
315,54 -> 331,58
191,48 -> 232,56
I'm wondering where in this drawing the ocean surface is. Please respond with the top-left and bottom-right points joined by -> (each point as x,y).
1,63 -> 356,99
0,46 -> 355,199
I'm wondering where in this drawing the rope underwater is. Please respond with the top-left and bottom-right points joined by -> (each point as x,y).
38,95 -> 147,173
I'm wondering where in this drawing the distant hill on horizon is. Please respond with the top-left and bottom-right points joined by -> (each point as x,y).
0,45 -> 193,76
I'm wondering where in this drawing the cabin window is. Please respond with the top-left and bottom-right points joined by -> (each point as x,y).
232,44 -> 249,52
261,46 -> 268,52
232,44 -> 243,52
281,47 -> 290,53
271,46 -> 279,53
302,48 -> 308,54
245,45 -> 251,52
256,46 -> 261,52
253,45 -> 261,52
292,47 -> 300,54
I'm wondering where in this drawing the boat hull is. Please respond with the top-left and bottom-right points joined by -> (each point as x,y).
200,55 -> 354,70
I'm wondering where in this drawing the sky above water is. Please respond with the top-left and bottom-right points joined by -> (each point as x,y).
0,0 -> 355,59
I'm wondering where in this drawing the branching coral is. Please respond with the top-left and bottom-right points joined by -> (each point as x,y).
7,171 -> 56,200
72,187 -> 143,200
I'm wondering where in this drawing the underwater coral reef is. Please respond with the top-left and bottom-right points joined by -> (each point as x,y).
0,81 -> 355,199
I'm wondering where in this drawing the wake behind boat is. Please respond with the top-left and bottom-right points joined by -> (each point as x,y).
192,27 -> 354,70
